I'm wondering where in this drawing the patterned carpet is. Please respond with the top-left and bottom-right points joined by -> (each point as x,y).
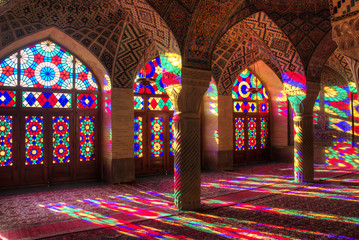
1,163 -> 358,240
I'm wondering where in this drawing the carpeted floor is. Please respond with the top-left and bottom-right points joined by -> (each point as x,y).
0,163 -> 358,240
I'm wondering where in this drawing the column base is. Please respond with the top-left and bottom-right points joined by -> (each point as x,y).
175,198 -> 201,211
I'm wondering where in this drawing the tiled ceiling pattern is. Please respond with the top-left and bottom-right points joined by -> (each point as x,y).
212,21 -> 282,95
117,0 -> 180,55
306,32 -> 337,81
243,11 -> 305,76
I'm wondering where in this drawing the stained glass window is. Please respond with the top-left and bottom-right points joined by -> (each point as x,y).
261,118 -> 269,149
25,116 -> 43,165
259,102 -> 269,113
232,69 -> 268,101
150,117 -> 164,157
169,117 -> 175,156
134,96 -> 144,110
0,91 -> 16,107
79,116 -> 95,161
0,52 -> 18,87
20,41 -> 74,89
77,94 -> 98,109
148,97 -> 174,111
134,117 -> 143,158
248,118 -> 257,150
75,59 -> 98,91
53,116 -> 70,163
234,101 -> 257,113
135,57 -> 166,95
22,92 -> 71,108
235,118 -> 245,151
0,116 -> 13,166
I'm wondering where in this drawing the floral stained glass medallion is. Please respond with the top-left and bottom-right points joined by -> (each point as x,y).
134,117 -> 143,158
79,116 -> 95,161
248,118 -> 257,150
20,41 -> 74,89
150,117 -> 164,157
25,116 -> 43,165
53,116 -> 70,163
0,116 -> 13,166
235,118 -> 245,151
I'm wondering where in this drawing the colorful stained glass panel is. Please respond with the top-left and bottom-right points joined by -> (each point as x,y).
77,94 -> 98,109
235,118 -> 245,151
150,117 -> 163,157
261,118 -> 269,149
134,96 -> 144,110
0,116 -> 13,166
232,69 -> 269,101
148,97 -> 174,111
20,41 -> 74,89
22,92 -> 71,108
248,118 -> 257,150
25,116 -> 43,165
0,91 -> 16,107
234,101 -> 257,113
135,57 -> 166,95
75,59 -> 98,91
53,116 -> 70,163
169,117 -> 175,156
79,116 -> 95,161
259,102 -> 269,113
0,52 -> 18,87
134,117 -> 143,158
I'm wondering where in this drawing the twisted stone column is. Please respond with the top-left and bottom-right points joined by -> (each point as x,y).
294,113 -> 314,183
165,67 -> 211,211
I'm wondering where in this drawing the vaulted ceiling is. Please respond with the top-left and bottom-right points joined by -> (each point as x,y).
0,0 -> 348,91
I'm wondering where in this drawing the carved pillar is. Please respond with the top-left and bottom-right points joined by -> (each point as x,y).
293,113 -> 314,182
165,67 -> 211,211
290,82 -> 320,183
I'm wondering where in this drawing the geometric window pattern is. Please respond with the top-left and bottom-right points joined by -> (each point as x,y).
77,94 -> 98,109
234,101 -> 257,113
248,118 -> 257,150
0,116 -> 13,166
0,90 -> 16,107
25,116 -> 43,165
75,59 -> 98,91
22,92 -> 71,108
134,116 -> 143,158
169,117 -> 174,156
20,41 -> 74,89
0,52 -> 18,87
53,116 -> 70,163
148,97 -> 174,111
150,117 -> 164,157
232,69 -> 268,101
261,118 -> 269,149
134,96 -> 144,110
79,116 -> 95,162
259,102 -> 269,113
134,57 -> 166,95
235,118 -> 245,151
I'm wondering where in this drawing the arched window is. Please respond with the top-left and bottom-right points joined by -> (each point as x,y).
133,57 -> 175,175
0,40 -> 99,187
233,69 -> 270,166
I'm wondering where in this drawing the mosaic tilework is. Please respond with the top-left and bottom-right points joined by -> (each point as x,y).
113,23 -> 151,88
330,0 -> 359,21
243,12 -> 305,77
117,0 -> 180,54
